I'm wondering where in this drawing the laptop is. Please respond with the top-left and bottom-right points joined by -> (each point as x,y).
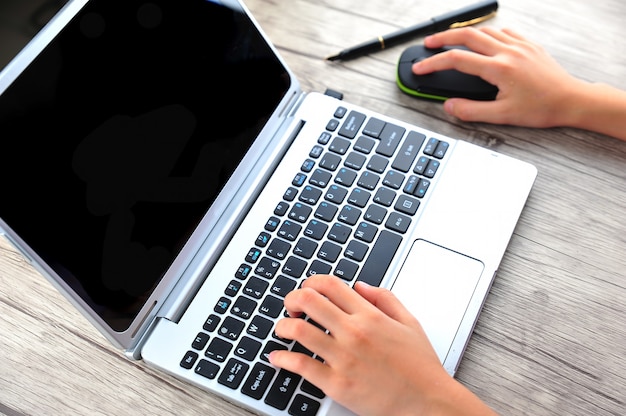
0,0 -> 537,415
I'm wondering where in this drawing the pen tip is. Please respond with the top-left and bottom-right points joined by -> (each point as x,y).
325,53 -> 341,62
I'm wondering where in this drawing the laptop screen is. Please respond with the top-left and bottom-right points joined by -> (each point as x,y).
0,0 -> 290,332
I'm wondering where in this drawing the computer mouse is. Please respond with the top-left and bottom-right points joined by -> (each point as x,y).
397,44 -> 498,101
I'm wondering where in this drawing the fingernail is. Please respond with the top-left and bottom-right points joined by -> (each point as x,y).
443,99 -> 454,114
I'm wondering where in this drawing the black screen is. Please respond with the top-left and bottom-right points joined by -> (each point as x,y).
0,0 -> 291,331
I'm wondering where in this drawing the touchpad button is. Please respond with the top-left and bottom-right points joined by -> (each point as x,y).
390,239 -> 484,362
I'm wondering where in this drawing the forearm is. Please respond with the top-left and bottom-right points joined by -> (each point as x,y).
561,81 -> 626,142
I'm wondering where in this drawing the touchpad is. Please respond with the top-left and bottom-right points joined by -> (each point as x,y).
390,239 -> 484,363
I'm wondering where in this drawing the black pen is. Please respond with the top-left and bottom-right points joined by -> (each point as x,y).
326,0 -> 498,61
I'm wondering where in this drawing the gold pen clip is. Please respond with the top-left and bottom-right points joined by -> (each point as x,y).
449,11 -> 497,29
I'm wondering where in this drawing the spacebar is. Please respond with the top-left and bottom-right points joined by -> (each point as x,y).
356,230 -> 403,287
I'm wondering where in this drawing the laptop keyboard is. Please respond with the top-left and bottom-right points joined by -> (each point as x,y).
179,105 -> 449,415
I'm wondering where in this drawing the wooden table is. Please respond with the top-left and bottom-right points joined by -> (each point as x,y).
1,0 -> 625,414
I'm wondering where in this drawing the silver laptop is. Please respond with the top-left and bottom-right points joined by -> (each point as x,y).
0,0 -> 536,415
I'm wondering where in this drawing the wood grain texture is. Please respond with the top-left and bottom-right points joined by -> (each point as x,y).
1,0 -> 625,415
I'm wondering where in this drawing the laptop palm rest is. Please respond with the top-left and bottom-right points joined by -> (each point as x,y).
390,239 -> 484,362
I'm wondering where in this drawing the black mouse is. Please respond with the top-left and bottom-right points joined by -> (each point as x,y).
397,44 -> 498,101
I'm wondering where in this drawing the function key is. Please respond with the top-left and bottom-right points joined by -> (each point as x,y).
192,332 -> 210,350
334,106 -> 348,118
325,119 -> 340,131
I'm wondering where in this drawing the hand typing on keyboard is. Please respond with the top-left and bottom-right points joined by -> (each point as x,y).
269,274 -> 497,416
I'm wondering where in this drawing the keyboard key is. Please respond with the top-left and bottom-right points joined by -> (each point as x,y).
392,131 -> 425,172
218,358 -> 250,389
334,258 -> 359,281
337,205 -> 361,225
434,140 -> 449,159
255,257 -> 281,280
366,154 -> 388,173
241,362 -> 276,400
353,136 -> 376,153
309,169 -> 332,187
261,340 -> 289,362
293,238 -> 318,259
382,170 -> 405,189
356,230 -> 402,287
247,315 -> 274,339
376,123 -> 405,156
373,187 -> 396,207
329,137 -> 351,154
364,205 -> 387,225
334,167 -> 357,186
288,393 -> 321,416
271,275 -> 298,297
314,202 -> 338,222
317,241 -> 342,262
338,111 -> 366,139
328,223 -> 351,244
255,232 -> 271,247
357,171 -> 380,190
303,220 -> 328,240
288,203 -> 312,223
218,316 -> 246,340
231,296 -> 257,320
259,295 -> 284,318
325,119 -> 339,131
354,222 -> 377,243
361,117 -> 385,138
225,280 -> 242,296
194,359 -> 219,379
282,256 -> 308,278
243,276 -> 269,299
235,336 -> 262,361
344,152 -> 366,170
205,337 -> 233,362
324,185 -> 348,204
344,240 -> 369,262
395,195 -> 420,216
319,152 -> 342,171
385,212 -> 411,234
266,239 -> 291,261
301,379 -> 326,399
265,369 -> 302,410
214,297 -> 231,314
423,137 -> 438,155
203,314 -> 220,332
299,185 -> 323,205
180,351 -> 198,369
307,260 -> 332,276
192,332 -> 210,350
277,220 -> 302,241
235,263 -> 253,279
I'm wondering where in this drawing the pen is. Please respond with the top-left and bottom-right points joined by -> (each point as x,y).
326,0 -> 498,61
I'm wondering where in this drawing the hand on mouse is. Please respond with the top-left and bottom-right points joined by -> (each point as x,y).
269,274 -> 498,416
412,27 -> 626,141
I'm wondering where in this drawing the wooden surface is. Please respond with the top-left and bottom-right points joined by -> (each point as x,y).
1,0 -> 625,415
